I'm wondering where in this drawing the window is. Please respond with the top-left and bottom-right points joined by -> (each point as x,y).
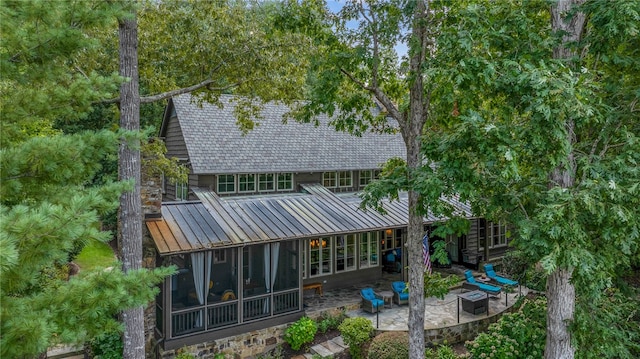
213,249 -> 226,263
359,232 -> 379,268
478,219 -> 487,250
478,220 -> 508,250
238,174 -> 256,193
338,171 -> 352,187
360,170 -> 372,187
323,172 -> 337,188
258,173 -> 275,191
309,237 -> 332,276
218,175 -> 235,194
335,235 -> 356,272
381,228 -> 401,251
359,170 -> 380,187
491,221 -> 507,247
176,181 -> 188,200
277,173 -> 293,191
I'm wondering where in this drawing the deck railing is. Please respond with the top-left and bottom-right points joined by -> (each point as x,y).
273,289 -> 299,314
207,301 -> 238,329
172,308 -> 204,337
171,289 -> 300,337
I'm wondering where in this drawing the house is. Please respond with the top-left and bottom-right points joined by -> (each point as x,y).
143,94 -> 512,357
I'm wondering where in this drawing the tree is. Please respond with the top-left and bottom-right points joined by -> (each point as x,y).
421,0 -> 640,358
110,2 -> 315,358
285,1 -> 462,357
2,1 -> 318,357
0,1 -> 174,357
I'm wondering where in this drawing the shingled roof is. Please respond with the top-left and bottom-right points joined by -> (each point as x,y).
163,94 -> 406,174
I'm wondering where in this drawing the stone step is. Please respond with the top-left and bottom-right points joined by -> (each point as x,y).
310,342 -> 334,358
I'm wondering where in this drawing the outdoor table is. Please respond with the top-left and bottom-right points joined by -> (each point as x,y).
458,290 -> 488,315
377,290 -> 394,308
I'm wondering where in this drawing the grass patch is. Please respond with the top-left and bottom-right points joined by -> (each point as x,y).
75,239 -> 117,271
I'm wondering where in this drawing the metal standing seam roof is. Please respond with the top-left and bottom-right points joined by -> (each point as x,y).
169,94 -> 406,175
147,184 -> 475,256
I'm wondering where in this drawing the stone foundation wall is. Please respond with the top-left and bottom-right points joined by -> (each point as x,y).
424,306 -> 515,345
157,324 -> 289,359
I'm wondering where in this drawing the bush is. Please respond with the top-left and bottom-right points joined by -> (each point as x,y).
502,250 -> 546,291
316,311 -> 346,333
339,317 -> 375,359
366,331 -> 409,359
89,331 -> 123,359
466,296 -> 546,358
174,350 -> 196,359
284,316 -> 317,351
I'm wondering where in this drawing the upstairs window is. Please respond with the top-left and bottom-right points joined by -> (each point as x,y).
258,173 -> 275,192
176,181 -> 188,201
238,174 -> 256,193
218,175 -> 235,194
277,173 -> 293,191
338,171 -> 352,187
359,170 -> 379,187
323,172 -> 337,188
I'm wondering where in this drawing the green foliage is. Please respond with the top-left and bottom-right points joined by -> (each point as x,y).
424,345 -> 458,359
466,296 -> 547,358
366,331 -> 409,359
338,317 -> 375,359
316,311 -> 346,334
573,288 -> 640,359
284,316 -> 317,351
0,132 -> 174,357
174,349 -> 198,359
0,0 -> 126,147
501,250 -> 546,292
424,272 -> 460,299
89,330 -> 123,359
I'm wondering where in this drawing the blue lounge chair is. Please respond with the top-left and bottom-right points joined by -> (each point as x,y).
360,287 -> 384,313
464,270 -> 501,296
484,264 -> 519,286
391,281 -> 408,305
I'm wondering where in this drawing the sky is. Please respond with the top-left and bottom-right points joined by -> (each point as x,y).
325,0 -> 409,58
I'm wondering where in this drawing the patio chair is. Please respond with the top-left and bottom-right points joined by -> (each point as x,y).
464,270 -> 501,297
391,281 -> 409,305
360,287 -> 384,313
483,264 -> 518,287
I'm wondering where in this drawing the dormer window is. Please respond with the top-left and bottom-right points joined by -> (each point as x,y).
322,172 -> 337,188
277,173 -> 293,191
338,171 -> 352,187
258,174 -> 275,192
238,174 -> 256,193
218,175 -> 235,194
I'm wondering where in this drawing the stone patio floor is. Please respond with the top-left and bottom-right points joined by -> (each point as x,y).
303,265 -> 527,331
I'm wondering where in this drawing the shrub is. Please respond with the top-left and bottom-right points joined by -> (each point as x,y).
284,316 -> 317,351
425,345 -> 458,359
338,317 -> 375,359
366,331 -> 409,359
466,296 -> 546,358
502,250 -> 546,292
89,331 -> 123,359
174,351 -> 197,359
316,311 -> 346,333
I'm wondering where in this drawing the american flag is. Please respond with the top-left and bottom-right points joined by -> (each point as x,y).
422,233 -> 432,274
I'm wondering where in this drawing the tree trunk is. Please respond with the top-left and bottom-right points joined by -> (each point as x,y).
404,2 -> 429,358
545,268 -> 576,359
545,1 -> 586,359
118,9 -> 144,359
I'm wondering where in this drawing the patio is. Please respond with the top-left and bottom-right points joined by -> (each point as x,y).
303,265 -> 527,331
